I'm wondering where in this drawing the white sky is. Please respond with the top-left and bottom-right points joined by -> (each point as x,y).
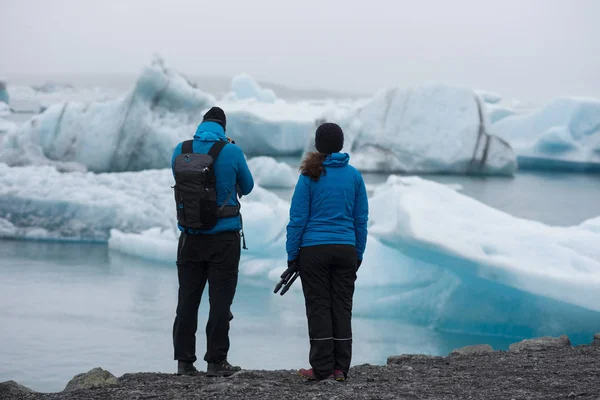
1,0 -> 599,102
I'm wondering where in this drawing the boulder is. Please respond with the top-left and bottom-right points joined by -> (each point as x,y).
0,380 -> 35,399
593,333 -> 600,346
509,335 -> 571,352
450,344 -> 494,356
387,354 -> 440,365
63,367 -> 118,392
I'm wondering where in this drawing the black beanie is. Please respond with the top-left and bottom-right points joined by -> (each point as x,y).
203,106 -> 227,130
315,122 -> 344,154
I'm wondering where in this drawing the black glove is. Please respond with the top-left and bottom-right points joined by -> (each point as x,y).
288,259 -> 297,268
357,259 -> 363,270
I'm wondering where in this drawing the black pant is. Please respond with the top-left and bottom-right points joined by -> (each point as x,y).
173,231 -> 240,364
299,244 -> 357,379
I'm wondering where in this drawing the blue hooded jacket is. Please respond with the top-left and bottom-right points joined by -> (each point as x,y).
171,121 -> 254,234
286,153 -> 368,261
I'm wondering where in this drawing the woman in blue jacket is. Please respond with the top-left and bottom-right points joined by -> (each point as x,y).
286,122 -> 369,381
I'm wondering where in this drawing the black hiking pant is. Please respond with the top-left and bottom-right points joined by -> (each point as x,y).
299,244 -> 357,379
173,231 -> 240,364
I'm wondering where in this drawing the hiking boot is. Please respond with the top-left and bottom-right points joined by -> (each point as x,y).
298,368 -> 333,381
333,370 -> 346,381
177,361 -> 199,376
207,359 -> 241,377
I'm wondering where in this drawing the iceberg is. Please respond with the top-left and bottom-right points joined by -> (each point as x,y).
0,60 -> 214,172
369,175 -> 600,312
226,73 -> 277,103
320,84 -> 517,175
247,156 -> 297,188
491,97 -> 600,172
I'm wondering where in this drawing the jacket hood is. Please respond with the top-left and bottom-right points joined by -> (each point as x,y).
193,121 -> 227,142
323,152 -> 350,167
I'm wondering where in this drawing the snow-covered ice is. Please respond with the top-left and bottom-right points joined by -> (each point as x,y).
369,175 -> 600,312
247,156 -> 297,188
491,97 -> 600,172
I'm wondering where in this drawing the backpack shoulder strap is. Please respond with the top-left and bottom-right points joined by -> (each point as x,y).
208,140 -> 227,162
181,140 -> 194,154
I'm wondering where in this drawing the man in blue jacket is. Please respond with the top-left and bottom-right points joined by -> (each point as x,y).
172,107 -> 254,377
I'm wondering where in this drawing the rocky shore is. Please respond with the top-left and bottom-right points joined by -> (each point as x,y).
2,334 -> 600,400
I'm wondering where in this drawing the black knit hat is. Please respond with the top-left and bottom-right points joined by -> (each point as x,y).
203,106 -> 226,130
315,122 -> 344,154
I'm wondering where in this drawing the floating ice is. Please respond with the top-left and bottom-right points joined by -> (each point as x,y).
4,162 -> 598,313
369,175 -> 600,312
226,74 -> 277,103
491,97 -> 600,172
1,163 -> 599,336
247,157 -> 297,188
1,59 -> 523,176
327,84 -> 517,175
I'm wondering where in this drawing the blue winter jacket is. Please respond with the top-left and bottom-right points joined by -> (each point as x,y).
171,121 -> 254,234
286,153 -> 368,261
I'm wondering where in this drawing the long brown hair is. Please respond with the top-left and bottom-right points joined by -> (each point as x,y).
300,152 -> 327,181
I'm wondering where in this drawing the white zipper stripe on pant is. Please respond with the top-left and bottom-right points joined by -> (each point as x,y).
310,337 -> 333,341
333,337 -> 352,341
